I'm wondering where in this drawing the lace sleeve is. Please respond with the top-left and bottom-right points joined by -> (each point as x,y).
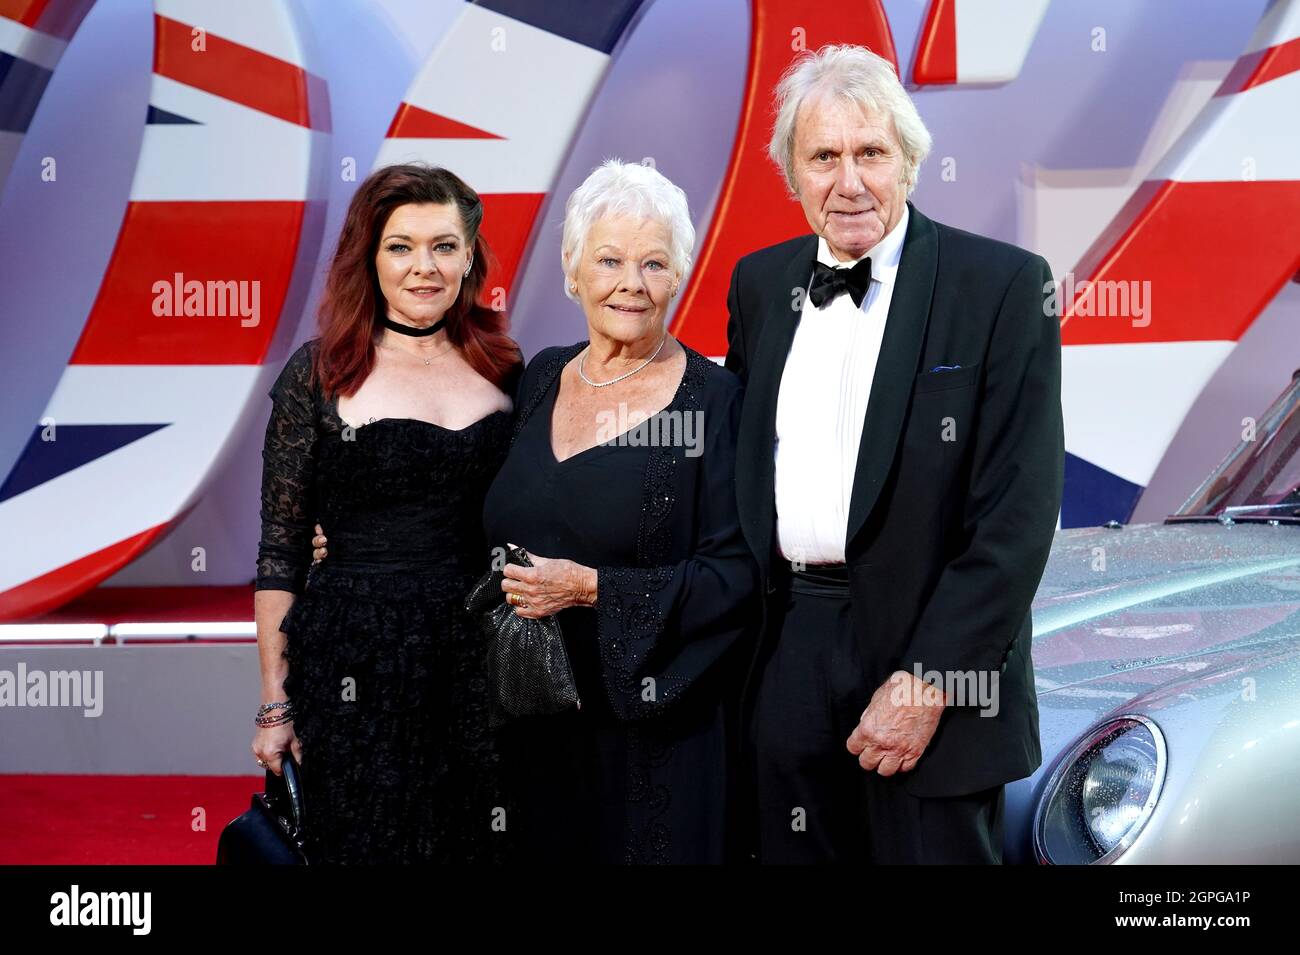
255,342 -> 319,593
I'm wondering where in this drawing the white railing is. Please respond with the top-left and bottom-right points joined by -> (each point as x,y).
0,622 -> 256,644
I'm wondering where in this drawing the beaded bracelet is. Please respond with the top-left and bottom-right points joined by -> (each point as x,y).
255,700 -> 294,727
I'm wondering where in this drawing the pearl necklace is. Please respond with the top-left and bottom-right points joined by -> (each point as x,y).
578,335 -> 668,388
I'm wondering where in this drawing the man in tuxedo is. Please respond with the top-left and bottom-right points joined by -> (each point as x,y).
725,44 -> 1063,863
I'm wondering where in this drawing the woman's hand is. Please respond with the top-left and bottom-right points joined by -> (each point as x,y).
252,720 -> 303,776
312,523 -> 327,563
500,547 -> 597,618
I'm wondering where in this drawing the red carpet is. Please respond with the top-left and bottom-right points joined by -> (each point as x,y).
0,774 -> 264,864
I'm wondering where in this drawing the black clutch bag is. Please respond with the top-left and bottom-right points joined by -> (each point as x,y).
216,752 -> 310,864
464,545 -> 581,727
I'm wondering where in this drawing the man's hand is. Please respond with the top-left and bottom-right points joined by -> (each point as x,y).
311,524 -> 327,564
845,670 -> 946,776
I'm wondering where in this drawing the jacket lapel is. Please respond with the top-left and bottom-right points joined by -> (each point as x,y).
845,202 -> 938,546
735,235 -> 817,577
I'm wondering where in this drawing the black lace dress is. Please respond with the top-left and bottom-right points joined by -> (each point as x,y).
255,339 -> 514,864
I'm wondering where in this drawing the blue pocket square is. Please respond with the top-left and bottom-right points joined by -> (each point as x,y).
929,364 -> 962,372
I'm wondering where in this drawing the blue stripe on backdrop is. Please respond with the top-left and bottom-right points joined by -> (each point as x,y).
1061,451 -> 1146,529
473,0 -> 647,54
0,54 -> 54,134
145,105 -> 199,125
0,424 -> 170,503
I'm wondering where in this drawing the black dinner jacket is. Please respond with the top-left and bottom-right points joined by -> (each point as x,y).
725,201 -> 1064,798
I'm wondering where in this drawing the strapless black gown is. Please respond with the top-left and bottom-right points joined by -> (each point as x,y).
255,340 -> 513,864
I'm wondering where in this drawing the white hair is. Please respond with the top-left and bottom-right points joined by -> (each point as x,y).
561,159 -> 695,301
768,44 -> 932,196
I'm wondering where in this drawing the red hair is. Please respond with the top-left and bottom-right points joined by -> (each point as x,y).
312,164 -> 521,397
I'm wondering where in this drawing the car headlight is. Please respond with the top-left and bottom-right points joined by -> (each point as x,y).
1033,715 -> 1166,864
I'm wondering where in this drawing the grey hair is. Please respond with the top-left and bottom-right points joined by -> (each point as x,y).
561,159 -> 695,302
768,44 -> 932,196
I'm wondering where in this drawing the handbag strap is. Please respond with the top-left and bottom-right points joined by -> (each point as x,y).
270,752 -> 307,842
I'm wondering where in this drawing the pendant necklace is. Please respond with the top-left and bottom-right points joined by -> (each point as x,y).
381,316 -> 450,365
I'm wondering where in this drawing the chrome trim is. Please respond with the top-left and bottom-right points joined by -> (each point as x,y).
1032,713 -> 1168,865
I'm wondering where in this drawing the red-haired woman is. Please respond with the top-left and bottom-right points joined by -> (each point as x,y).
250,164 -> 521,863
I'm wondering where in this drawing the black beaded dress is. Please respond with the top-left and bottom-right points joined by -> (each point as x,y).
255,339 -> 515,864
482,342 -> 759,864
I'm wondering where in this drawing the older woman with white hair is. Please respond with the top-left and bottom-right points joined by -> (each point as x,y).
480,158 -> 758,864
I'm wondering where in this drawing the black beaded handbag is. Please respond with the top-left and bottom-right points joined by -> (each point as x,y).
216,752 -> 310,864
464,545 -> 581,727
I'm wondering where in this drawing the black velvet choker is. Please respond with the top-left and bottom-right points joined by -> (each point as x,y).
381,315 -> 447,338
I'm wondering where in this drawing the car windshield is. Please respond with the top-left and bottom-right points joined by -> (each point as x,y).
1170,373 -> 1300,521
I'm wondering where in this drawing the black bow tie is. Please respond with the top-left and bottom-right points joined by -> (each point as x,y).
808,257 -> 873,309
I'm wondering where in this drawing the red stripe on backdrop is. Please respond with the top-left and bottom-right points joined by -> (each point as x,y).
70,201 -> 303,365
1061,179 -> 1300,345
153,14 -> 329,131
386,102 -> 503,139
0,0 -> 50,28
911,0 -> 958,86
0,523 -> 169,622
0,0 -> 90,39
1217,35 -> 1300,96
480,193 -> 546,295
670,0 -> 898,357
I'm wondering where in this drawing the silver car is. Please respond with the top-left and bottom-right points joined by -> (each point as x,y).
1005,371 -> 1300,864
